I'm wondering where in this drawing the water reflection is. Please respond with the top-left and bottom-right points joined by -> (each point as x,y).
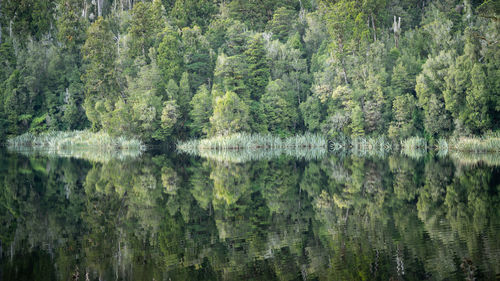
0,149 -> 499,280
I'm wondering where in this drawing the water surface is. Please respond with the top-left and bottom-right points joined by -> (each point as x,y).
0,149 -> 499,280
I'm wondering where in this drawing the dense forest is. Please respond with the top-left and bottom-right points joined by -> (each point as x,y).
0,0 -> 498,143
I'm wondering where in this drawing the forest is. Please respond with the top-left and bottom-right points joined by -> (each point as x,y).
0,0 -> 498,145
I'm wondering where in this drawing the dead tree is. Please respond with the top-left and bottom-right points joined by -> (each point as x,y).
393,16 -> 401,48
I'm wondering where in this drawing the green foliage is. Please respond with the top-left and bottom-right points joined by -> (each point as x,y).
267,7 -> 297,42
227,0 -> 296,31
157,25 -> 183,83
300,96 -> 322,132
0,0 -> 498,144
189,85 -> 212,137
244,34 -> 270,100
2,0 -> 55,40
262,79 -> 298,137
156,100 -> 178,140
210,91 -> 250,136
415,51 -> 453,138
349,104 -> 365,137
82,17 -> 120,130
56,0 -> 87,53
125,59 -> 165,140
181,26 -> 213,91
128,1 -> 165,59
388,94 -> 418,139
170,0 -> 216,30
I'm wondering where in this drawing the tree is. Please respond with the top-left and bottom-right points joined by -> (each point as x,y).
415,51 -> 453,138
228,0 -> 276,30
56,0 -> 87,54
156,100 -> 178,140
178,72 -> 192,121
465,63 -> 490,132
349,103 -> 365,137
261,80 -> 298,136
210,91 -> 250,135
444,30 -> 493,133
157,25 -> 183,84
266,36 -> 309,105
165,79 -> 179,101
424,94 -> 450,138
321,0 -> 369,84
189,84 -> 212,137
82,17 -> 120,130
244,34 -> 270,100
213,53 -> 249,99
128,0 -> 166,59
170,0 -> 216,30
221,20 -> 249,56
361,0 -> 387,42
391,61 -> 414,97
267,7 -> 297,42
1,0 -> 55,41
181,26 -> 214,91
362,73 -> 386,134
388,94 -> 417,139
300,96 -> 322,132
125,58 -> 164,140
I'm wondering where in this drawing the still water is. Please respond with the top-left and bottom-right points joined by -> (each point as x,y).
0,148 -> 499,281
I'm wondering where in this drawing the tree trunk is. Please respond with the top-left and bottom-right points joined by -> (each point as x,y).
371,13 -> 377,41
83,0 -> 87,18
338,38 -> 349,85
97,0 -> 103,17
393,16 -> 401,48
342,58 -> 348,85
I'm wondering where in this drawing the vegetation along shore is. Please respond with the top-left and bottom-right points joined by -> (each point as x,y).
0,0 -> 498,155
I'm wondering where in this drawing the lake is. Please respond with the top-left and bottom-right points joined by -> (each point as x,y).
0,148 -> 499,280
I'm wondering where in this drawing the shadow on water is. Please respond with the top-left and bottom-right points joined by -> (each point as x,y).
0,147 -> 499,280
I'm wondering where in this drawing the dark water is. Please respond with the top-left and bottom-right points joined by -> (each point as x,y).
0,149 -> 499,281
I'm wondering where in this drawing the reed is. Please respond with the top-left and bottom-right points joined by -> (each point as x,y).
401,136 -> 427,159
177,133 -> 327,151
447,133 -> 500,153
13,147 -> 143,163
401,136 -> 427,150
7,131 -> 146,151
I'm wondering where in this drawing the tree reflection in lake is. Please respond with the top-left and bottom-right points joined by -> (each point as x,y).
0,149 -> 499,280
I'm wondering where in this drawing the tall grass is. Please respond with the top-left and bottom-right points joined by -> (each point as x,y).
401,136 -> 427,159
7,131 -> 146,151
447,133 -> 500,153
14,147 -> 143,163
177,133 -> 327,151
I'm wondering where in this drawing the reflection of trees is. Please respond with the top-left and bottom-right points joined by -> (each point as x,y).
0,153 -> 89,280
1,151 -> 499,280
